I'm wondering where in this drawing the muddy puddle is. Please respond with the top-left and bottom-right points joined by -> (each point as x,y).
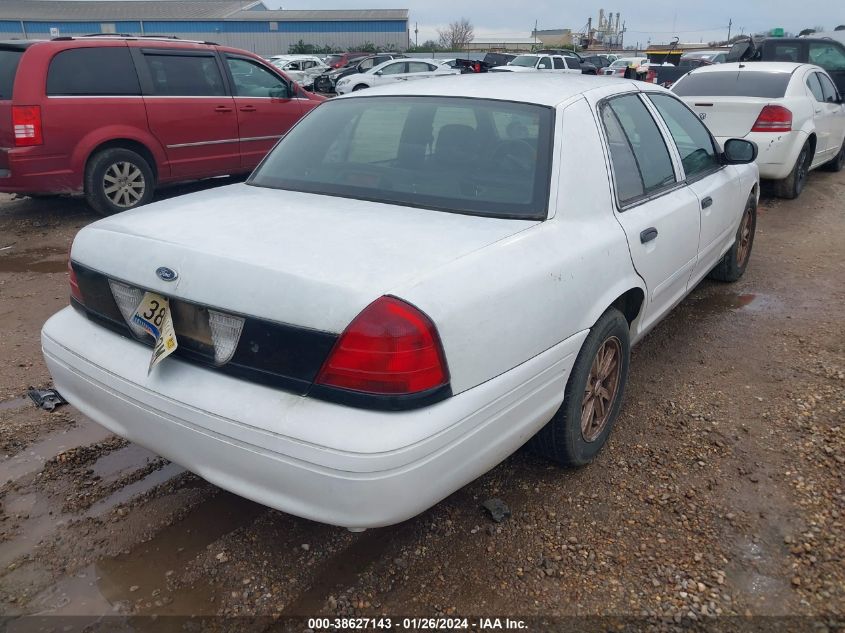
0,420 -> 112,485
0,397 -> 30,412
0,246 -> 68,274
690,290 -> 785,316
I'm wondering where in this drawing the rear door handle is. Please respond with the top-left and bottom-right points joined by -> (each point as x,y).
701,196 -> 713,209
640,227 -> 658,243
214,105 -> 233,113
239,105 -> 257,112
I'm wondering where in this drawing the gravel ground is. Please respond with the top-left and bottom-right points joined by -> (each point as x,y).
0,167 -> 842,632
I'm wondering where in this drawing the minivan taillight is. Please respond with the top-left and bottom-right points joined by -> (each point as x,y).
751,105 -> 792,133
315,296 -> 449,395
12,106 -> 43,147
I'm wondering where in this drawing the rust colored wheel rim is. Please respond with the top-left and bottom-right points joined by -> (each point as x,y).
736,205 -> 753,267
581,336 -> 622,442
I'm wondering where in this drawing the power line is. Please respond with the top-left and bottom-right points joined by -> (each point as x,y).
623,25 -> 729,34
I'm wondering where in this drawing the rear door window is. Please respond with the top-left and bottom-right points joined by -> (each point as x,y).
407,61 -> 434,73
672,71 -> 791,98
818,73 -> 840,102
142,52 -> 226,96
553,57 -> 564,69
0,48 -> 24,99
806,72 -> 825,101
647,93 -> 719,179
47,47 -> 140,96
599,94 -> 676,205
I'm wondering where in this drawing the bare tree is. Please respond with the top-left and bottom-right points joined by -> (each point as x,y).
437,18 -> 474,50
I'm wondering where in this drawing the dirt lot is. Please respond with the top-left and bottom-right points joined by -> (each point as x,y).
0,171 -> 843,631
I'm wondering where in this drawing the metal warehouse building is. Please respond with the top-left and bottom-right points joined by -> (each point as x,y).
0,1 -> 410,54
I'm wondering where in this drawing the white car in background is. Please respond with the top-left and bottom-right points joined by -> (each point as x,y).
42,75 -> 759,529
673,62 -> 845,198
493,54 -> 581,74
602,57 -> 649,77
334,58 -> 458,94
270,55 -> 328,88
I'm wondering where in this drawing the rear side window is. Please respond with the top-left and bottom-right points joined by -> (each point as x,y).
565,58 -> 580,70
672,71 -> 791,98
0,49 -> 24,99
806,73 -> 825,101
648,93 -> 719,179
600,94 -> 676,205
143,53 -> 226,96
553,57 -> 564,69
818,73 -> 840,102
47,47 -> 140,96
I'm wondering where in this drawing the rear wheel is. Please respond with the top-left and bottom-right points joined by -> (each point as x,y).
529,308 -> 630,466
822,138 -> 845,172
84,148 -> 155,216
709,193 -> 756,282
774,141 -> 811,199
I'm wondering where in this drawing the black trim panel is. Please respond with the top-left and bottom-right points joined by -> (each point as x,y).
308,382 -> 452,412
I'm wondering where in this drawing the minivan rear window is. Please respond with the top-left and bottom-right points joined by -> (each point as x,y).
249,96 -> 554,220
0,49 -> 24,99
672,71 -> 791,98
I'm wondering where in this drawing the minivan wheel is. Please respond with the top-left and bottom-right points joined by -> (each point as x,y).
529,308 -> 630,466
708,193 -> 757,282
85,148 -> 155,216
774,141 -> 811,199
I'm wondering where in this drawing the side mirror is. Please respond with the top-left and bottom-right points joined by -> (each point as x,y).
722,138 -> 758,164
375,70 -> 383,76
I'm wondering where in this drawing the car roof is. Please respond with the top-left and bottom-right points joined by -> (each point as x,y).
687,61 -> 814,75
336,72 -> 648,107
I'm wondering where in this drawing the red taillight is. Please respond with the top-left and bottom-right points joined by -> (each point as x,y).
316,296 -> 449,395
68,259 -> 83,304
646,69 -> 657,83
12,105 -> 43,147
751,105 -> 792,133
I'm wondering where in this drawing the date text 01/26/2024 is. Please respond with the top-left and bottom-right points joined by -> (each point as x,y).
307,618 -> 528,630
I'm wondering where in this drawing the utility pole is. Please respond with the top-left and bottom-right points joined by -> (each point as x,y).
586,17 -> 592,49
620,21 -> 625,50
414,22 -> 418,47
533,19 -> 538,48
727,18 -> 732,42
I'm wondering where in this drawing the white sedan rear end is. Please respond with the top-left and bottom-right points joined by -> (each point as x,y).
42,75 -> 759,529
673,62 -> 845,198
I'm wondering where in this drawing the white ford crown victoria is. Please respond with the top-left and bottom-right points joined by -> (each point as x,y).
42,74 -> 759,529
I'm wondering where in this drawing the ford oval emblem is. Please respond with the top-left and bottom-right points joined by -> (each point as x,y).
156,267 -> 178,282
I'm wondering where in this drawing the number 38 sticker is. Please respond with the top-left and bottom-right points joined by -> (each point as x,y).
132,291 -> 179,374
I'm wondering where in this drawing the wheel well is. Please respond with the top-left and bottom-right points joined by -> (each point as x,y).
611,288 -> 645,326
86,139 -> 158,181
807,133 -> 817,158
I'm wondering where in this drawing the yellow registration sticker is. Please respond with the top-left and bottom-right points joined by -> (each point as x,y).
131,291 -> 178,374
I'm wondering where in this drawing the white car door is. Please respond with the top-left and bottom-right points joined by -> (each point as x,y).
372,61 -> 408,86
597,93 -> 701,331
805,70 -> 835,160
817,72 -> 845,159
645,92 -> 743,284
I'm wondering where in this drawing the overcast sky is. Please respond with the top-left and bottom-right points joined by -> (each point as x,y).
268,0 -> 835,46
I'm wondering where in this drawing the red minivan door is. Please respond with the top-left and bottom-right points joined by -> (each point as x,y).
223,54 -> 306,170
134,47 -> 241,179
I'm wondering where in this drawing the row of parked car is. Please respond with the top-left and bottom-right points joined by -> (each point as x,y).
1,33 -> 843,214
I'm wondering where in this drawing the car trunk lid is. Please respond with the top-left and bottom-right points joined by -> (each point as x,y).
72,183 -> 538,334
681,97 -> 774,138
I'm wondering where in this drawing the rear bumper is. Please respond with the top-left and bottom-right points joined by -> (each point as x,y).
42,307 -> 582,528
716,131 -> 807,180
0,147 -> 81,195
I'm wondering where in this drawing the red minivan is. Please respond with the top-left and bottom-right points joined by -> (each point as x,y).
0,36 -> 324,215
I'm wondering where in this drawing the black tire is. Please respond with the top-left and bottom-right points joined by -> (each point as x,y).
84,147 -> 155,216
351,84 -> 368,92
529,308 -> 630,466
822,138 -> 845,172
708,193 -> 757,282
773,141 -> 811,199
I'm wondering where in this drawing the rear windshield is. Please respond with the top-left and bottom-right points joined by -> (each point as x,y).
249,96 -> 554,220
673,71 -> 791,97
326,55 -> 344,65
0,48 -> 24,99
